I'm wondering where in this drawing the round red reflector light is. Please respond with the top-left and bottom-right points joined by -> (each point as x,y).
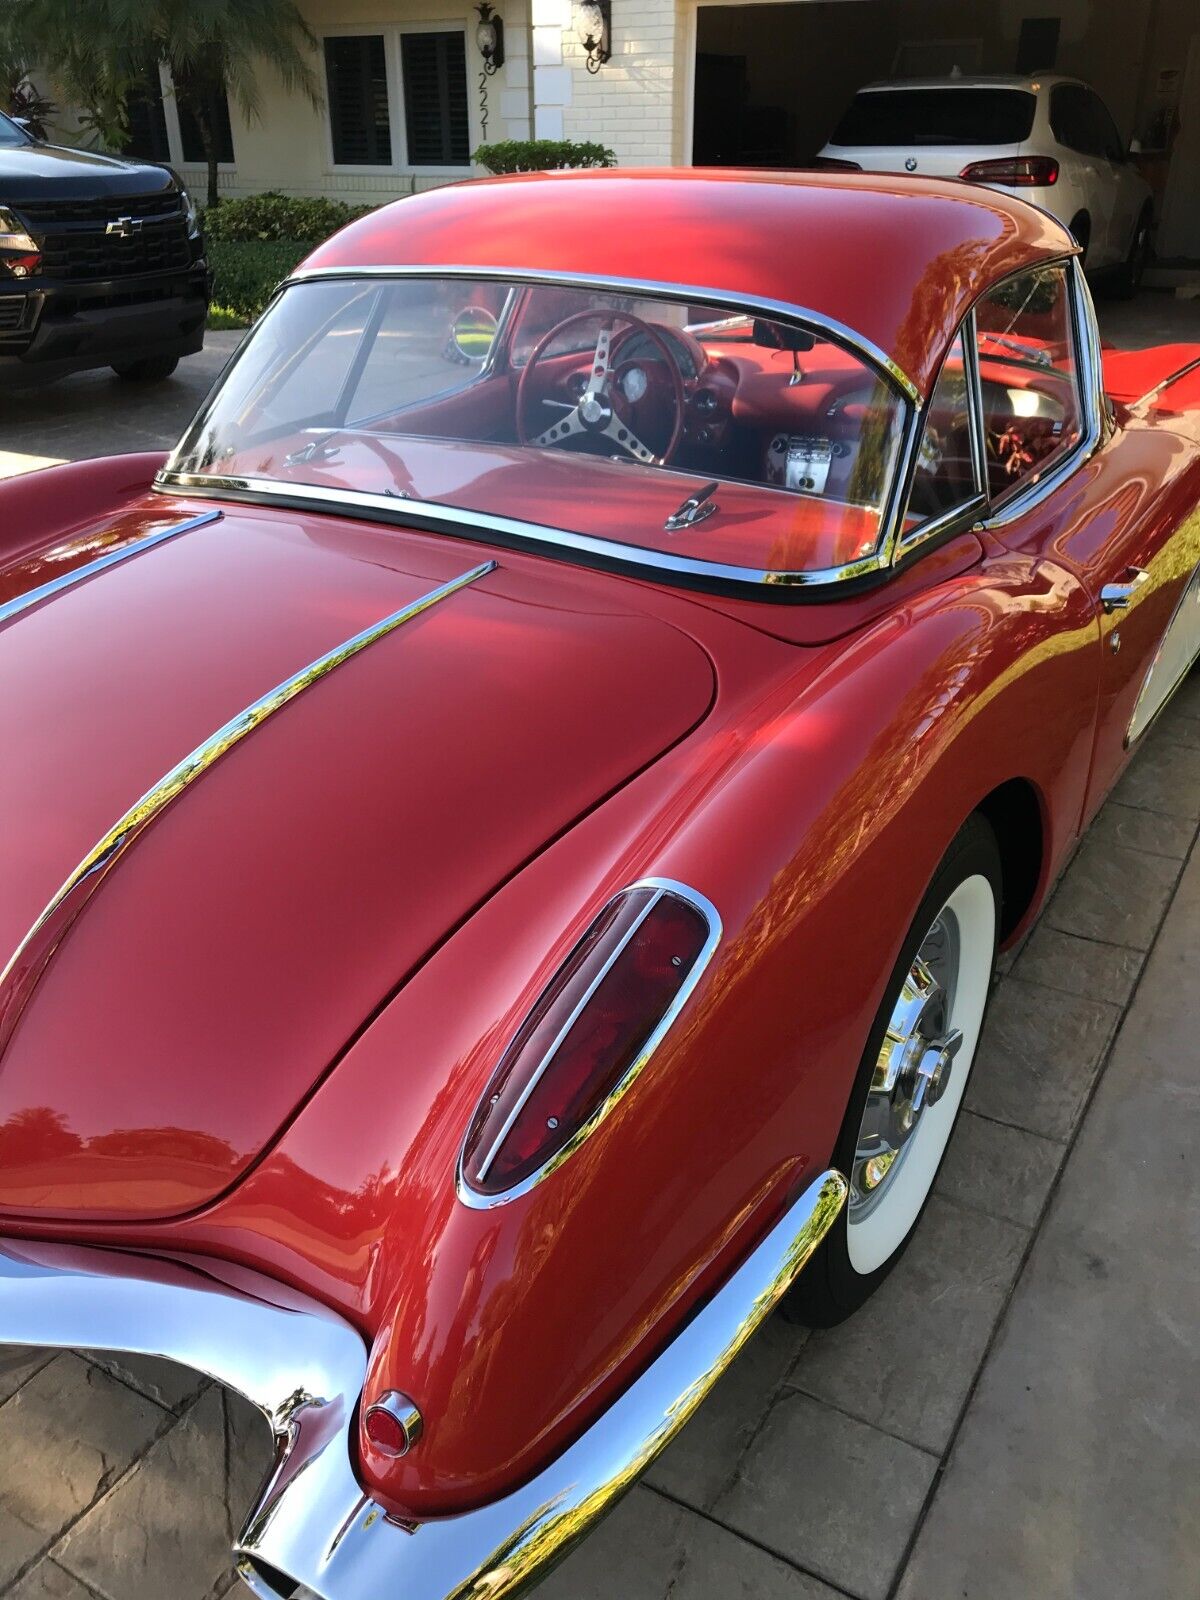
363,1392 -> 422,1457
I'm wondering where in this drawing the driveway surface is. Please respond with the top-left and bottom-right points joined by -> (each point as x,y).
1,292 -> 1199,1600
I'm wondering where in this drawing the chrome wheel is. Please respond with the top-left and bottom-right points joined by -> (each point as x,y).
844,873 -> 995,1276
850,910 -> 961,1220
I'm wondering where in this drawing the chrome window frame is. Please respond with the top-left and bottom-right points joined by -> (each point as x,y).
155,264 -> 923,600
893,310 -> 988,562
970,253 -> 1102,533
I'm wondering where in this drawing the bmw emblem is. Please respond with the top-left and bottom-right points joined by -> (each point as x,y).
905,157 -> 918,172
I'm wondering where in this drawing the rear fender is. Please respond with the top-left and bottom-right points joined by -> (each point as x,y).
141,542 -> 1100,1520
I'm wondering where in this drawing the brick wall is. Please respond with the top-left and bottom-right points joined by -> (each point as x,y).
532,0 -> 683,164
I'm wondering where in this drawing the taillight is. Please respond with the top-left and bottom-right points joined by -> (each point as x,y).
460,880 -> 718,1200
960,156 -> 1059,187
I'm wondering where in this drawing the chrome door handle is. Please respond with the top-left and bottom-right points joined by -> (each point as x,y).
1100,568 -> 1149,614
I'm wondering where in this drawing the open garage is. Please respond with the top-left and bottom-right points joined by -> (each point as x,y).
689,0 -> 1200,268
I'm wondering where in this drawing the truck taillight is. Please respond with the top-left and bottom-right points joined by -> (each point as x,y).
460,882 -> 717,1199
960,156 -> 1059,187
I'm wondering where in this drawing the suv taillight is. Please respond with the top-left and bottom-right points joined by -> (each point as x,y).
960,156 -> 1059,187
460,882 -> 716,1198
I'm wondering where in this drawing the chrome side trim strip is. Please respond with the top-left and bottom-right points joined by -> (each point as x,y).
0,509 -> 221,631
0,1169 -> 847,1600
460,878 -> 722,1207
282,263 -> 923,403
0,559 -> 496,1065
154,473 -> 894,594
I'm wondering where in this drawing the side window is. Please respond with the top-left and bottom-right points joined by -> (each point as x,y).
975,266 -> 1082,496
1086,90 -> 1125,162
1051,85 -> 1097,155
906,331 -> 979,528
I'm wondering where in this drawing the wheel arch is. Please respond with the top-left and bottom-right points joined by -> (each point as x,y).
975,776 -> 1048,943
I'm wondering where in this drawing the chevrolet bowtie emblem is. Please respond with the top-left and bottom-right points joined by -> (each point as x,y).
106,215 -> 141,237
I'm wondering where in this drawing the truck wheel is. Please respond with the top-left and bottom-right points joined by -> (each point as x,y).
780,814 -> 1001,1327
112,356 -> 180,383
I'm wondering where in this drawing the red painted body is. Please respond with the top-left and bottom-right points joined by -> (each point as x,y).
1,171 -> 1199,1519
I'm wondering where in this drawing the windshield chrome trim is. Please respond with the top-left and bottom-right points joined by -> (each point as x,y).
154,472 -> 896,595
282,262 -> 923,404
0,559 -> 496,1068
0,509 -> 221,631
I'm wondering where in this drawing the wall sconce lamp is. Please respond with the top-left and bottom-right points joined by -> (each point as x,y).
475,2 -> 505,74
575,0 -> 611,72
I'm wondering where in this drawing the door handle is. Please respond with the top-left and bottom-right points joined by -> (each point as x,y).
1100,568 -> 1149,614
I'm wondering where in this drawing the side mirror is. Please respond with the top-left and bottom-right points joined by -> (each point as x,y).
449,305 -> 499,364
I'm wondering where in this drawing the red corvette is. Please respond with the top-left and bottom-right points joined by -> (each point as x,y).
2,169 -> 1199,1599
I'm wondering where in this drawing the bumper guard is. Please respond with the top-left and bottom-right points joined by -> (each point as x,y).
0,1169 -> 846,1599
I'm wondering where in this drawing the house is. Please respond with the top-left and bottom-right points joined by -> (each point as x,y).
42,0 -> 1200,261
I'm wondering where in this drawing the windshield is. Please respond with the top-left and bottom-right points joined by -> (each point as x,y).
833,89 -> 1037,146
167,275 -> 913,582
0,112 -> 29,148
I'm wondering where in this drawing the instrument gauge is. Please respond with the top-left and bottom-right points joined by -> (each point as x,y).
621,366 -> 648,404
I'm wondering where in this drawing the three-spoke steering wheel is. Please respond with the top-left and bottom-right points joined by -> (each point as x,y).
516,310 -> 686,466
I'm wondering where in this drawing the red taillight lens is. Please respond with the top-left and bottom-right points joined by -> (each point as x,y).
461,884 -> 713,1196
960,156 -> 1059,187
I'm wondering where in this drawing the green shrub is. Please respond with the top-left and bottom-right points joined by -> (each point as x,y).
472,139 -> 616,174
203,191 -> 375,244
207,303 -> 251,330
207,238 -> 313,319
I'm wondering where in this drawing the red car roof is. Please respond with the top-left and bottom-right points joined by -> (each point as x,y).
299,167 -> 1077,398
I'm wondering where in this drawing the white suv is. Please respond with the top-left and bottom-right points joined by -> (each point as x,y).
818,74 -> 1153,294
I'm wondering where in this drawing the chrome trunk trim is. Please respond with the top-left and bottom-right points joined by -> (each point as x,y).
0,1168 -> 847,1600
0,559 -> 497,1065
0,509 -> 222,631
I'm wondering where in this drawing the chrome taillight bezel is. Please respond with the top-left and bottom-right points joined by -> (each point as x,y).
456,876 -> 722,1209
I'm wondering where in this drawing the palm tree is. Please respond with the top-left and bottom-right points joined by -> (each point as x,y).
4,0 -> 322,206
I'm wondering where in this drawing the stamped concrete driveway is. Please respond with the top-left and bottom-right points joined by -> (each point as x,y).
1,295 -> 1199,1600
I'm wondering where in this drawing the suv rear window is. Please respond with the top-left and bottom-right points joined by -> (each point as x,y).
832,88 -> 1037,147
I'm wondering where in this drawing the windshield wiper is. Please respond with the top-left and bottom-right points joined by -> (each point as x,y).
664,480 -> 721,532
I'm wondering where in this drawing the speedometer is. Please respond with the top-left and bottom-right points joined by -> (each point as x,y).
621,366 -> 648,404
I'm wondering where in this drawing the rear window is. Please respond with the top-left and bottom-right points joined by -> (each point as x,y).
832,88 -> 1037,147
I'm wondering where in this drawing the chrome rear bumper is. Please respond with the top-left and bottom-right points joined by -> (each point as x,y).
0,1169 -> 847,1600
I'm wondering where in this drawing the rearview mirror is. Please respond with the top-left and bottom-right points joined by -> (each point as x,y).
752,318 -> 815,353
449,305 -> 499,364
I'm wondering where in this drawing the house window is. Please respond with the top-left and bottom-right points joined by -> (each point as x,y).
401,32 -> 469,166
125,65 -> 172,163
325,34 -> 393,166
178,88 -> 235,165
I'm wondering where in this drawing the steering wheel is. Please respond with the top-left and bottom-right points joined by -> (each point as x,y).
516,310 -> 687,465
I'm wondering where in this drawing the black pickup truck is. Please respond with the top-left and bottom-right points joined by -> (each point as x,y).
0,110 -> 209,386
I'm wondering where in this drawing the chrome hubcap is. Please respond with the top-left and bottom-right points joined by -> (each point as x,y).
850,910 -> 962,1218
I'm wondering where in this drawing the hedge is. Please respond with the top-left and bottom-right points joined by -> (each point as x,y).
203,192 -> 375,243
472,139 -> 616,173
207,238 -> 313,320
